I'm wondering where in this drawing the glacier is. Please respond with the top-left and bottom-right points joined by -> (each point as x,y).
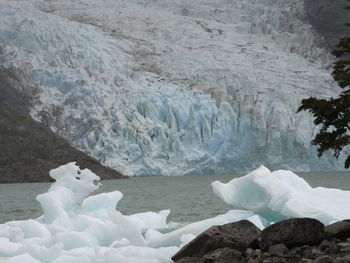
0,0 -> 345,176
0,163 -> 350,262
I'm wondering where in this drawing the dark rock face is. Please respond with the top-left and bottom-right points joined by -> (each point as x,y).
261,218 -> 325,249
0,66 -> 125,183
304,0 -> 350,49
172,220 -> 261,262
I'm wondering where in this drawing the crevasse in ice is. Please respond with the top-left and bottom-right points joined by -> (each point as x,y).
0,0 -> 345,176
1,163 -> 350,262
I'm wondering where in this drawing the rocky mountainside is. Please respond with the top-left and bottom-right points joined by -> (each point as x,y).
0,0 -> 348,177
304,0 -> 350,50
0,66 -> 124,183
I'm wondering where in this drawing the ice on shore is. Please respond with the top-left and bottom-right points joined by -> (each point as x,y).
0,163 -> 349,262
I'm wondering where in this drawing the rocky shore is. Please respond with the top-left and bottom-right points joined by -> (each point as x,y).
172,218 -> 350,263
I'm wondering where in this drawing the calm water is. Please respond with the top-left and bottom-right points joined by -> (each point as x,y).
0,172 -> 349,224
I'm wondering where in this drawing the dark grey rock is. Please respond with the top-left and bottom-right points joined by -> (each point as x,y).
246,248 -> 262,263
303,247 -> 325,260
199,248 -> 243,263
313,255 -> 332,263
268,244 -> 288,256
329,239 -> 339,254
172,220 -> 261,262
325,221 -> 350,240
261,218 -> 325,249
318,240 -> 330,251
340,247 -> 350,253
339,254 -> 350,262
0,66 -> 125,183
304,0 -> 350,49
176,257 -> 201,263
337,242 -> 350,248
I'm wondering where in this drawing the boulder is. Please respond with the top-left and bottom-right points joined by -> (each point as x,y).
176,257 -> 200,263
324,221 -> 350,239
313,255 -> 332,263
200,248 -> 243,263
318,240 -> 330,251
261,218 -> 324,249
172,220 -> 261,262
268,243 -> 288,256
245,248 -> 262,263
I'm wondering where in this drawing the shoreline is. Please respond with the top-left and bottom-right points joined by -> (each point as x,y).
172,218 -> 350,263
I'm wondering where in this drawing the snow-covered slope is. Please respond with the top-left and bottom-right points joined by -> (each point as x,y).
0,0 -> 344,176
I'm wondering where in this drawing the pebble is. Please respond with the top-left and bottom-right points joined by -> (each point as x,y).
313,255 -> 332,263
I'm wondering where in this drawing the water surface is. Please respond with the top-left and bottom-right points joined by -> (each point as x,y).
0,171 -> 349,224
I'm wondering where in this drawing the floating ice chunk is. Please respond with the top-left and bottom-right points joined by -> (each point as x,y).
48,162 -> 100,199
36,162 -> 100,227
72,214 -> 132,247
6,162 -> 350,263
104,246 -> 178,263
108,209 -> 146,247
18,242 -> 62,263
6,253 -> 41,263
0,225 -> 23,242
5,219 -> 51,239
212,165 -> 350,225
53,230 -> 98,250
128,209 -> 170,230
146,210 -> 262,247
110,238 -> 131,247
50,254 -> 91,263
82,191 -> 123,219
0,237 -> 21,257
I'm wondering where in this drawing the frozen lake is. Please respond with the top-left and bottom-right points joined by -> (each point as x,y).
0,171 -> 349,225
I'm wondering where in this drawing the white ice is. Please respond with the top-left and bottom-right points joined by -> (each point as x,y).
212,165 -> 350,225
0,163 -> 265,262
1,163 -> 349,262
0,0 -> 345,177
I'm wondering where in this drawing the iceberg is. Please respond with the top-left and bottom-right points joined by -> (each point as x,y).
212,165 -> 350,225
1,163 -> 350,262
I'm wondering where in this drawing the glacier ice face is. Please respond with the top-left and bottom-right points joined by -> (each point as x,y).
0,0 -> 345,176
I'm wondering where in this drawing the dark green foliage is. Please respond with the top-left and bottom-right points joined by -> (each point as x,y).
298,1 -> 350,168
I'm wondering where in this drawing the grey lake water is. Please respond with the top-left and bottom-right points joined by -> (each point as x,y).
0,172 -> 349,225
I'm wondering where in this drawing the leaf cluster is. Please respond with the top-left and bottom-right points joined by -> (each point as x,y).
298,1 -> 350,168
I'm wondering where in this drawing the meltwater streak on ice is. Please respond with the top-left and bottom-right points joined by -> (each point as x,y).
1,163 -> 350,262
0,0 -> 344,177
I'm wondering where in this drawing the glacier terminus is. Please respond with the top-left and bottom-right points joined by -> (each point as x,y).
0,0 -> 346,176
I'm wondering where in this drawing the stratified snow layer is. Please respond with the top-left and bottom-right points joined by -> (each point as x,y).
0,164 -> 349,262
0,0 -> 344,176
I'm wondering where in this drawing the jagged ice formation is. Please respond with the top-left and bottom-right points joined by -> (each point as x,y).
0,0 -> 345,176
